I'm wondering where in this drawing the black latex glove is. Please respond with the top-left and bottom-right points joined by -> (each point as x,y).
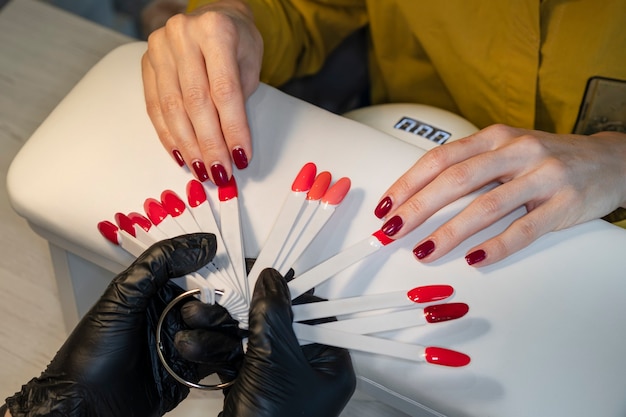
220,268 -> 356,417
5,233 -> 243,417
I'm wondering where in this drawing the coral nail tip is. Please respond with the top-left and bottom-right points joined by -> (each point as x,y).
424,347 -> 470,367
306,171 -> 332,201
321,177 -> 351,205
161,190 -> 186,217
424,302 -> 469,323
407,285 -> 454,303
97,221 -> 119,245
186,179 -> 207,207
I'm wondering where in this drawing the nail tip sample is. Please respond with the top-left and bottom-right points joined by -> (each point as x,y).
407,285 -> 454,303
321,177 -> 351,205
424,302 -> 469,323
424,347 -> 471,367
186,179 -> 207,207
97,220 -> 119,245
291,162 -> 317,192
306,171 -> 332,201
161,190 -> 186,217
218,176 -> 239,201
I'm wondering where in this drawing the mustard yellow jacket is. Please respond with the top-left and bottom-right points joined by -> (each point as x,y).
188,0 -> 625,133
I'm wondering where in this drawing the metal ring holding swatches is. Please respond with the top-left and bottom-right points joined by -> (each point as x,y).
156,288 -> 236,390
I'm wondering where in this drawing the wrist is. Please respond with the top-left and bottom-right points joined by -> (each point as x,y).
590,131 -> 626,208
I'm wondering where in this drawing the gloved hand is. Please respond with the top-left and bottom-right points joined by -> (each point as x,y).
220,268 -> 356,417
4,233 -> 244,417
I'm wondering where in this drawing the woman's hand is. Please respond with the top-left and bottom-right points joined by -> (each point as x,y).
142,0 -> 263,185
374,124 -> 626,266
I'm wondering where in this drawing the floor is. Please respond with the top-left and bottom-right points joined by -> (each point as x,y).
0,1 -> 409,415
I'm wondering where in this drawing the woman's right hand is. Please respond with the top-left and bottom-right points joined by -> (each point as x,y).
142,0 -> 264,185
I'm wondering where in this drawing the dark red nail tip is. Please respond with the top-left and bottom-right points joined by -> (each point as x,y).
413,240 -> 435,260
381,215 -> 403,236
424,303 -> 469,323
210,163 -> 229,187
465,249 -> 486,265
172,149 -> 185,167
374,196 -> 392,219
192,160 -> 209,182
232,147 -> 249,169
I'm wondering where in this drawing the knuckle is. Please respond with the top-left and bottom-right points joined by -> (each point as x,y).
211,75 -> 238,103
443,163 -> 473,188
474,192 -> 506,219
183,86 -> 210,112
159,93 -> 183,115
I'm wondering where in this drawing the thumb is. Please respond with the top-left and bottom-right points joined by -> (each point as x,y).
106,233 -> 217,310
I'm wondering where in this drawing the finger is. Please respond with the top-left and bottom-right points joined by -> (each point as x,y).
411,172 -> 544,262
374,131 -> 500,219
463,200 -> 563,267
180,299 -> 242,333
174,329 -> 242,364
379,139 -> 525,240
142,52 -> 185,167
118,233 -> 217,299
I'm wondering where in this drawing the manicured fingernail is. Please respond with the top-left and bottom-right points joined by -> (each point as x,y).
210,163 -> 229,187
465,249 -> 486,266
172,149 -> 185,167
413,240 -> 435,260
374,196 -> 392,218
191,160 -> 209,182
381,215 -> 403,236
232,147 -> 249,169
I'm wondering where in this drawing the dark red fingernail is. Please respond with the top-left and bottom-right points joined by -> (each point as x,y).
424,303 -> 469,323
381,215 -> 403,236
232,147 -> 249,169
210,163 -> 229,187
413,240 -> 435,260
465,249 -> 486,265
374,196 -> 392,218
172,149 -> 185,167
192,160 -> 209,182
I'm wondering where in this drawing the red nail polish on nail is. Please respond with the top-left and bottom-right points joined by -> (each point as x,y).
172,149 -> 185,167
407,285 -> 454,303
192,160 -> 209,182
381,215 -> 403,236
374,196 -> 392,218
465,249 -> 486,265
413,240 -> 435,260
127,212 -> 152,232
424,303 -> 469,323
210,163 -> 229,187
186,180 -> 207,207
424,347 -> 471,367
232,147 -> 249,169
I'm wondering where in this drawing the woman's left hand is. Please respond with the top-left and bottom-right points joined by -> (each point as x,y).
373,124 -> 626,266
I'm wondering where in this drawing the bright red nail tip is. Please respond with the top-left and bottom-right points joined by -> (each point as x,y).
144,198 -> 169,225
407,285 -> 454,303
306,171 -> 332,201
127,212 -> 152,232
186,180 -> 207,208
114,213 -> 135,237
291,162 -> 317,192
372,230 -> 394,246
161,190 -> 186,217
218,176 -> 238,201
424,347 -> 470,367
97,221 -> 119,245
424,303 -> 469,323
322,177 -> 351,205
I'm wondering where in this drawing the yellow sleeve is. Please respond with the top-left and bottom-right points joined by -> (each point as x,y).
187,0 -> 368,86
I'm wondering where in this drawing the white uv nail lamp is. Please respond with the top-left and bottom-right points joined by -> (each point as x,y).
8,42 -> 626,417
